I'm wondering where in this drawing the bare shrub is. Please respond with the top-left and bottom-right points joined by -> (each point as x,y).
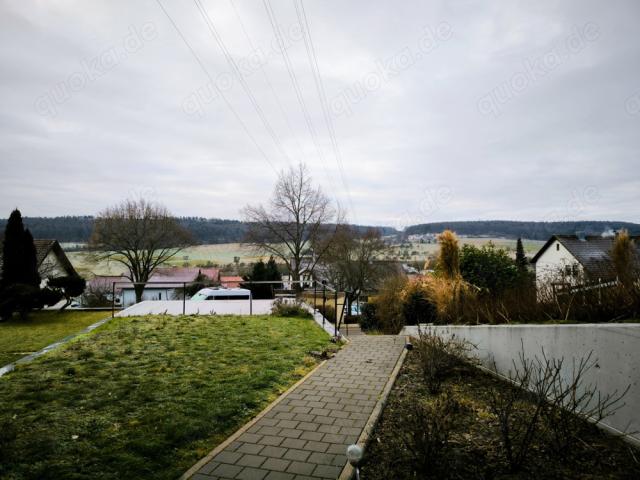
400,391 -> 462,474
489,347 -> 631,472
488,349 -> 552,472
270,298 -> 312,318
540,351 -> 630,455
413,328 -> 474,394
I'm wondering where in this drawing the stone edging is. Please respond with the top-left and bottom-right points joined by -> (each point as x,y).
338,338 -> 409,480
0,315 -> 113,377
180,358 -> 329,480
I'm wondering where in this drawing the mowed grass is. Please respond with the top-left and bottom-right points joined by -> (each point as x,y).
0,310 -> 108,366
0,314 -> 331,480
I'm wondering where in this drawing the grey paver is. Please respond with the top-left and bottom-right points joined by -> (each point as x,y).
237,455 -> 267,468
237,467 -> 269,480
261,457 -> 290,472
283,448 -> 310,462
312,464 -> 342,478
191,336 -> 405,480
260,445 -> 287,458
286,461 -> 315,475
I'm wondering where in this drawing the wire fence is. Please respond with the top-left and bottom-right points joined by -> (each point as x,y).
108,279 -> 356,336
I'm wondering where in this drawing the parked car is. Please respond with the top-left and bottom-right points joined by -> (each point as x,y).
191,287 -> 251,301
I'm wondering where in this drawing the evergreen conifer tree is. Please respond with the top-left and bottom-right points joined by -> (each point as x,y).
515,237 -> 528,271
1,209 -> 40,287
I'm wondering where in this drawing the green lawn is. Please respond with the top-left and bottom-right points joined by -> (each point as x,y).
0,314 -> 331,480
0,310 -> 108,366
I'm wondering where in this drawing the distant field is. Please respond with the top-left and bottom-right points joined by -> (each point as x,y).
68,238 -> 545,277
386,237 -> 545,263
67,243 -> 271,276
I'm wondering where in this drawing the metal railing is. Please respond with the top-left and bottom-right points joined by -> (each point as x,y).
108,278 -> 356,336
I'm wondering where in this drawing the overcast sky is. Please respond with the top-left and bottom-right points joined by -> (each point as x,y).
1,0 -> 638,227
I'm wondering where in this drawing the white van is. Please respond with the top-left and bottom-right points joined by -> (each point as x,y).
191,287 -> 251,301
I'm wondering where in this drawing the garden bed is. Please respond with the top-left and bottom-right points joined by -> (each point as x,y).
0,314 -> 331,479
360,349 -> 640,479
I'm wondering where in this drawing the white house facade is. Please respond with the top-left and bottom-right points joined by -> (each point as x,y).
533,237 -> 584,294
531,233 -> 639,299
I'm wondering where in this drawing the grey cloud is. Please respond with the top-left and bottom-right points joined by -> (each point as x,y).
0,0 -> 638,225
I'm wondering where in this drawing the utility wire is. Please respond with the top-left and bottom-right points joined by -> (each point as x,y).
193,0 -> 293,165
262,0 -> 336,196
295,0 -> 357,221
229,0 -> 305,161
154,0 -> 278,173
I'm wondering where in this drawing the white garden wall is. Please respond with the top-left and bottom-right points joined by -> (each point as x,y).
403,323 -> 640,445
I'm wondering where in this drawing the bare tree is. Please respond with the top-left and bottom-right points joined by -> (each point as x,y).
89,199 -> 193,303
321,225 -> 389,310
242,163 -> 339,288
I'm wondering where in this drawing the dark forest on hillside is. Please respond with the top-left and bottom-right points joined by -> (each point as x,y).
0,216 -> 397,244
405,220 -> 640,240
1,217 -> 638,244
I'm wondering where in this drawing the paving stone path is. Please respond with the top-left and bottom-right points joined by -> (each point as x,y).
187,335 -> 405,480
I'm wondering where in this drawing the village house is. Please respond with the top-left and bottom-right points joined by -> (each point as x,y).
531,233 -> 640,296
119,267 -> 219,307
0,238 -> 78,287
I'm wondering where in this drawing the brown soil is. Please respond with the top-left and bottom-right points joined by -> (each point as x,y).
360,353 -> 640,479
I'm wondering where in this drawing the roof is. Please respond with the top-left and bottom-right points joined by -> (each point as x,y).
220,275 -> 243,287
118,267 -> 220,289
531,234 -> 640,280
88,275 -> 127,293
0,238 -> 77,279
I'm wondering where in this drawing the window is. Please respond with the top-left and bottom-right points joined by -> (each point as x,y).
556,243 -> 560,251
564,265 -> 572,276
572,264 -> 580,276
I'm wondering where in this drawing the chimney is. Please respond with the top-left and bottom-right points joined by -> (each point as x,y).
576,230 -> 586,241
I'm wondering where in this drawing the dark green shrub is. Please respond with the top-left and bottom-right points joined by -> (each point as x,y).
359,303 -> 378,331
47,275 -> 86,309
459,243 -> 518,295
0,284 -> 41,320
402,286 -> 436,325
36,287 -> 64,308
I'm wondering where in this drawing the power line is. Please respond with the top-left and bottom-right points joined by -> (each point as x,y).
154,0 -> 278,173
295,0 -> 357,221
193,0 -> 293,165
229,0 -> 305,161
262,0 -> 336,196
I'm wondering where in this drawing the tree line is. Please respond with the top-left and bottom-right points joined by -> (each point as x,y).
0,216 -> 396,244
404,220 -> 640,240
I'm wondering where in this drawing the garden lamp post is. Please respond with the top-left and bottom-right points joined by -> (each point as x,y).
346,444 -> 364,480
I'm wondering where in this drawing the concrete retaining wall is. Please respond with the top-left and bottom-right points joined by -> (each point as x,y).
403,323 -> 640,445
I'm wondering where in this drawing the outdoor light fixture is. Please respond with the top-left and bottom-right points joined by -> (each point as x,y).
346,444 -> 364,480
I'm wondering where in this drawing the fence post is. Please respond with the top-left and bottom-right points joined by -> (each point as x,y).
183,282 -> 186,315
334,290 -> 338,337
249,281 -> 253,315
112,282 -> 115,318
322,285 -> 326,329
313,282 -> 317,313
346,292 -> 349,337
